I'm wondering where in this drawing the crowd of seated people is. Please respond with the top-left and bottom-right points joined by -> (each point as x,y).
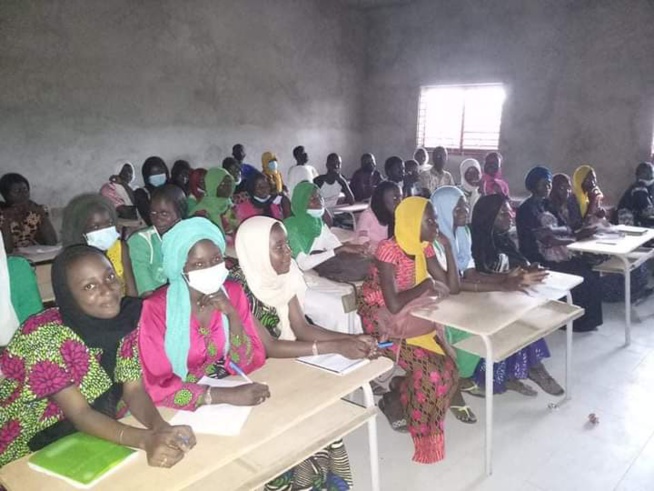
2,144 -> 654,489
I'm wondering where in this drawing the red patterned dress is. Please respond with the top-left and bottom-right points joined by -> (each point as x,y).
0,309 -> 141,467
358,239 -> 459,464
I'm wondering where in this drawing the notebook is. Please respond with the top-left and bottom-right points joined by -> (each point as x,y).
169,377 -> 253,436
28,432 -> 137,489
615,225 -> 648,236
296,353 -> 370,375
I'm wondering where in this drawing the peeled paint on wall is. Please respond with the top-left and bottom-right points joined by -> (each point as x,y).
0,0 -> 366,206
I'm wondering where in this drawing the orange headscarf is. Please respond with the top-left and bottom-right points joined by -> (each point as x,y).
262,151 -> 284,193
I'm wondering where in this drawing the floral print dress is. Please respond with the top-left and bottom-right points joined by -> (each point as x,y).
0,308 -> 141,467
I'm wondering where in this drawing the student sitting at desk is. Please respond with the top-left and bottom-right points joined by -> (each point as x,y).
350,153 -> 383,202
261,151 -> 287,195
62,194 -> 137,297
234,171 -> 287,223
189,167 -> 239,237
459,158 -> 482,221
0,245 -> 195,468
355,181 -> 402,252
128,185 -> 187,297
432,186 -> 561,396
358,197 -> 461,463
100,161 -> 138,220
480,152 -> 510,197
287,145 -> 319,198
138,218 -> 374,490
134,156 -> 169,226
516,167 -> 603,332
0,173 -> 58,252
314,153 -> 355,208
617,162 -> 654,227
170,160 -> 192,196
186,167 -> 207,210
573,164 -> 607,225
418,147 -> 454,195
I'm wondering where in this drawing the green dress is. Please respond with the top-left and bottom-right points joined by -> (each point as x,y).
7,256 -> 43,323
127,227 -> 167,295
0,308 -> 141,467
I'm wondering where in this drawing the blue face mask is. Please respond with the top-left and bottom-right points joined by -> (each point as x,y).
84,226 -> 120,251
149,173 -> 167,187
267,161 -> 278,172
307,207 -> 325,218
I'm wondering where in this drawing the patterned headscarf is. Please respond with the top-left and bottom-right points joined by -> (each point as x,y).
161,217 -> 226,379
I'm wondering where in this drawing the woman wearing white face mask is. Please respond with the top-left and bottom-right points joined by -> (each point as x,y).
134,156 -> 170,226
235,171 -> 288,223
62,193 -> 137,296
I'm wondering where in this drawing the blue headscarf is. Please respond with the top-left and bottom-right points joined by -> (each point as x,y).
161,217 -> 226,379
524,166 -> 552,193
431,186 -> 472,272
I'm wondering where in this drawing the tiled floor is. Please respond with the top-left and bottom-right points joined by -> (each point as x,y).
344,298 -> 654,490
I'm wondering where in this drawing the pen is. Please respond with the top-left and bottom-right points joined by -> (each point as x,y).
596,241 -> 617,245
229,361 -> 254,384
377,341 -> 394,349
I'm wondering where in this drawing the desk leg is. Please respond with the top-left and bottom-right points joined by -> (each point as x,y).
361,383 -> 380,491
482,335 -> 494,476
565,292 -> 573,402
619,255 -> 632,346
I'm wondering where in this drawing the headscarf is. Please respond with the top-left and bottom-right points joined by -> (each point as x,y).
188,168 -> 207,201
480,158 -> 510,196
0,230 -> 19,345
162,217 -> 226,379
395,197 -> 431,283
459,158 -> 482,215
572,165 -> 594,218
247,171 -> 277,217
283,182 -> 323,257
431,186 -> 472,272
235,216 -> 306,341
114,161 -> 135,186
471,194 -> 525,273
52,245 -> 142,414
524,166 -> 552,193
262,151 -> 283,193
188,167 -> 234,229
61,194 -> 118,246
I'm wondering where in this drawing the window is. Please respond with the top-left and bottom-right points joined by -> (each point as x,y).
416,83 -> 506,155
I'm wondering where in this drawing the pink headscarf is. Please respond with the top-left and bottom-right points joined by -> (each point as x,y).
481,155 -> 510,196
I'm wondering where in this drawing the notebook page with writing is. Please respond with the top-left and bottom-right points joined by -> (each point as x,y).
169,378 -> 253,436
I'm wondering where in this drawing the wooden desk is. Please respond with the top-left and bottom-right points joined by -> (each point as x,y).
0,358 -> 393,491
412,273 -> 584,476
568,225 -> 654,345
15,246 -> 61,304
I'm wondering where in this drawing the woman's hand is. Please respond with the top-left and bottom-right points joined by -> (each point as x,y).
197,289 -> 235,315
143,425 -> 195,468
434,231 -> 451,250
331,336 -> 374,359
576,226 -> 597,241
218,383 -> 271,406
421,278 -> 450,299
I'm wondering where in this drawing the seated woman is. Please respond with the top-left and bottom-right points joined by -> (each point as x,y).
285,182 -> 368,278
432,187 -> 561,396
62,194 -> 137,296
235,170 -> 286,223
261,151 -> 286,194
0,245 -> 195,468
358,197 -> 462,463
134,156 -> 169,225
355,181 -> 402,252
573,164 -> 607,225
516,167 -> 603,332
128,185 -> 187,297
100,161 -> 138,220
138,217 -> 374,490
459,158 -> 482,221
0,173 -> 58,252
186,167 -> 207,209
480,152 -> 510,196
170,160 -> 192,196
617,162 -> 654,227
189,167 -> 238,238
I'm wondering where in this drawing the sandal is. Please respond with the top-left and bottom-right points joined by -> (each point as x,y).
450,405 -> 477,424
389,376 -> 406,393
505,379 -> 538,397
528,365 -> 564,396
460,380 -> 486,398
378,392 -> 409,433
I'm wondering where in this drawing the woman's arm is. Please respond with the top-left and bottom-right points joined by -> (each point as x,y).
34,205 -> 58,245
287,295 -> 352,341
426,238 -> 460,294
121,379 -> 169,431
338,176 -> 356,205
378,260 -> 436,314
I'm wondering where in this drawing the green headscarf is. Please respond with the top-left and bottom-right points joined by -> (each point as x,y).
283,182 -> 323,257
188,168 -> 234,229
162,217 -> 226,379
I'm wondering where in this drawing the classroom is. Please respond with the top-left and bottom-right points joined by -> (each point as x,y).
1,1 -> 654,490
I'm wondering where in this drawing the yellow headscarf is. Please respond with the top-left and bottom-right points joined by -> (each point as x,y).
394,197 -> 444,355
262,151 -> 284,193
572,165 -> 593,218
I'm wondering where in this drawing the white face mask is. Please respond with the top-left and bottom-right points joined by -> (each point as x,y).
149,173 -> 167,187
267,160 -> 279,172
185,262 -> 229,295
254,195 -> 271,203
85,226 -> 120,251
307,207 -> 325,218
643,178 -> 654,187
235,176 -> 242,185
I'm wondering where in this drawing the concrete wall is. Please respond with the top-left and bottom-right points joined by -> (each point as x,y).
363,0 -> 654,202
0,0 -> 366,206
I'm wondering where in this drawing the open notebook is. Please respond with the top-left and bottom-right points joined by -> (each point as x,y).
28,432 -> 137,489
297,353 -> 370,375
169,378 -> 253,436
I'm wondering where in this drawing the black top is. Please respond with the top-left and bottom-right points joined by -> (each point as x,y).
617,180 -> 654,227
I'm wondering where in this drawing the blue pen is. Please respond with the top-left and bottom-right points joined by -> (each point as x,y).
377,341 -> 394,349
229,361 -> 254,384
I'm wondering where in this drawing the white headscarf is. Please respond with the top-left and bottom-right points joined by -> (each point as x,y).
0,232 -> 20,346
460,158 -> 482,219
235,216 -> 307,340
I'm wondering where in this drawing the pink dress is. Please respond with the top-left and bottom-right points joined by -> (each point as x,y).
234,199 -> 284,223
138,280 -> 266,410
355,208 -> 388,252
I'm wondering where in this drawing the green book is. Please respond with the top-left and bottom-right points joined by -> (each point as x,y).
28,432 -> 137,489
